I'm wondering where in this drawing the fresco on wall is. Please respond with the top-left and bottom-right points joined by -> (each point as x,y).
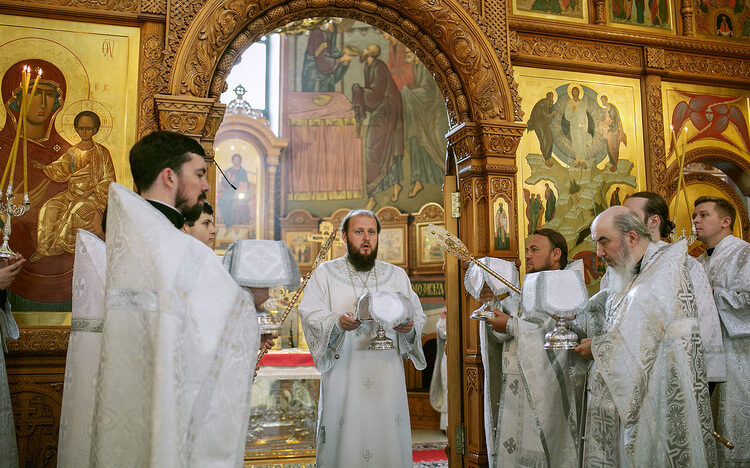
0,14 -> 139,308
513,0 -> 588,21
695,0 -> 750,39
515,68 -> 646,293
608,0 -> 672,30
283,19 -> 449,216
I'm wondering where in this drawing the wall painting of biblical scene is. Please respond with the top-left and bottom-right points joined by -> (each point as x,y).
661,82 -> 750,243
695,0 -> 750,39
513,0 -> 588,23
607,0 -> 673,31
281,18 -> 448,217
213,139 -> 263,252
514,67 -> 646,293
0,14 -> 140,311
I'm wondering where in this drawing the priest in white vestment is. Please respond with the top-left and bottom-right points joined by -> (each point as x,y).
0,255 -> 23,468
474,229 -> 588,468
576,206 -> 716,467
596,192 -> 725,382
693,196 -> 750,466
91,131 -> 264,467
299,210 -> 427,468
58,230 -> 106,468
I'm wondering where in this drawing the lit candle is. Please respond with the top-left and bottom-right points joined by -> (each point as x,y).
9,66 -> 30,190
23,68 -> 40,193
1,67 -> 28,191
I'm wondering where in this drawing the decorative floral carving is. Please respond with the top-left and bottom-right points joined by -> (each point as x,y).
510,18 -> 750,58
516,34 -> 642,71
154,94 -> 214,136
490,177 -> 514,199
645,81 -> 667,197
7,328 -> 69,355
663,51 -> 750,81
139,31 -> 166,138
10,0 -> 138,11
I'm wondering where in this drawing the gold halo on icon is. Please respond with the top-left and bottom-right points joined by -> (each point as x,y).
566,82 -> 584,99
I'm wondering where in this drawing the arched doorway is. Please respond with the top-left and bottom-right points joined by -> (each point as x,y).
154,2 -> 527,466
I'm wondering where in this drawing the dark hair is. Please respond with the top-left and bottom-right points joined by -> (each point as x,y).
231,153 -> 242,162
74,110 -> 101,131
629,191 -> 675,238
129,131 -> 206,193
533,228 -> 568,268
341,209 -> 381,235
184,201 -> 214,227
695,195 -> 736,230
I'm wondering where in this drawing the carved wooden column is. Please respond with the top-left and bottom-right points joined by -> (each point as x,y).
447,119 -> 524,468
593,0 -> 607,25
137,21 -> 166,139
643,49 -> 668,197
680,0 -> 694,35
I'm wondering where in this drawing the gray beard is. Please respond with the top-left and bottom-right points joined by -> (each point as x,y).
606,244 -> 637,295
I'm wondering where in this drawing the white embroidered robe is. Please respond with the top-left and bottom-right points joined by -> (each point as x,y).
600,239 -> 726,381
299,257 -> 427,468
584,241 -> 716,467
429,315 -> 448,431
58,230 -> 106,467
481,264 -> 588,468
697,234 -> 750,467
90,183 -> 260,467
0,291 -> 18,468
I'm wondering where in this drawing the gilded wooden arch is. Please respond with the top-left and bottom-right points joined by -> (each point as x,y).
169,0 -> 516,126
665,147 -> 750,195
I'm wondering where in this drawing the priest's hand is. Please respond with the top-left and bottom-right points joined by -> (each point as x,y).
487,308 -> 510,334
0,255 -> 24,290
574,338 -> 594,360
394,320 -> 414,334
260,332 -> 277,351
340,313 -> 361,331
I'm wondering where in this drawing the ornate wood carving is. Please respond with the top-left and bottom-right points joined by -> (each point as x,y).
7,327 -> 67,467
646,47 -> 665,70
3,0 -> 138,12
662,50 -> 750,82
515,33 -> 642,73
142,0 -> 167,14
138,23 -> 167,139
509,18 -> 750,59
153,93 -> 214,137
593,0 -> 607,25
644,76 -> 668,198
680,0 -> 693,35
169,0 -> 515,125
6,328 -> 69,355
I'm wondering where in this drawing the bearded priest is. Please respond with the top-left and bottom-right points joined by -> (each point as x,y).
575,206 -> 716,466
299,209 -> 427,468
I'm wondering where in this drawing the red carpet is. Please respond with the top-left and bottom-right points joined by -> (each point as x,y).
412,442 -> 448,467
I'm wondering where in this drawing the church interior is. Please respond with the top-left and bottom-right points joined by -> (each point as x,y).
1,0 -> 749,466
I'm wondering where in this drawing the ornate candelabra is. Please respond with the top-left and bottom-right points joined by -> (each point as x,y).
0,189 -> 30,259
0,65 -> 41,259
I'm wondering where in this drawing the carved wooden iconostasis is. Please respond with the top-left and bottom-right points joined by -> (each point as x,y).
2,0 -> 750,466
